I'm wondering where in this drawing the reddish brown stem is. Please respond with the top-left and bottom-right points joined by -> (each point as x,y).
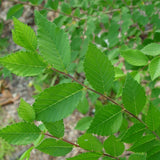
44,133 -> 120,160
51,67 -> 160,140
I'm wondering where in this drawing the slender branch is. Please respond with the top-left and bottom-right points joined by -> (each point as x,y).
44,133 -> 120,160
51,67 -> 160,140
8,0 -> 141,22
44,133 -> 79,147
8,0 -> 82,21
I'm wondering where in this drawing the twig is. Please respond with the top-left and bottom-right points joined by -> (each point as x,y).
51,67 -> 160,140
44,133 -> 120,160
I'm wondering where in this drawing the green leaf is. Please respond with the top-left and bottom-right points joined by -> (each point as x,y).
12,17 -> 37,51
107,21 -> 120,48
35,11 -> 71,72
46,0 -> 58,10
75,116 -> 93,131
104,135 -> 125,156
122,74 -> 146,115
129,153 -> 146,160
67,152 -> 102,160
87,104 -> 123,136
146,105 -> 160,131
121,49 -> 148,66
18,98 -> 35,122
84,43 -> 114,93
44,120 -> 64,138
141,43 -> 160,56
0,122 -> 41,145
0,51 -> 47,77
29,0 -> 43,5
78,133 -> 103,152
147,145 -> 160,160
47,0 -> 58,10
129,135 -> 158,152
7,4 -> 24,20
33,83 -> 82,122
19,146 -> 34,160
36,138 -> 73,156
121,123 -> 146,143
149,57 -> 160,80
77,91 -> 89,114
61,2 -> 72,14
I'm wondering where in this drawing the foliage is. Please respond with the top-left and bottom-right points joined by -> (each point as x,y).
0,0 -> 160,160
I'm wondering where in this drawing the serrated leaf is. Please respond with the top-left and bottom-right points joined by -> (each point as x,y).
146,105 -> 160,131
61,2 -> 72,14
0,51 -> 47,76
122,74 -> 146,115
104,135 -> 125,156
149,57 -> 160,80
77,91 -> 89,114
87,104 -> 123,136
36,138 -> 73,156
46,0 -> 58,10
18,98 -> 35,122
44,120 -> 64,138
12,17 -> 37,51
67,152 -> 102,160
129,135 -> 158,152
121,123 -> 146,143
75,116 -> 93,131
141,43 -> 160,56
84,43 -> 114,93
7,4 -> 24,20
78,133 -> 103,152
33,83 -> 82,122
147,145 -> 160,160
121,49 -> 148,66
0,122 -> 41,145
19,146 -> 34,160
35,11 -> 71,72
129,153 -> 146,160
